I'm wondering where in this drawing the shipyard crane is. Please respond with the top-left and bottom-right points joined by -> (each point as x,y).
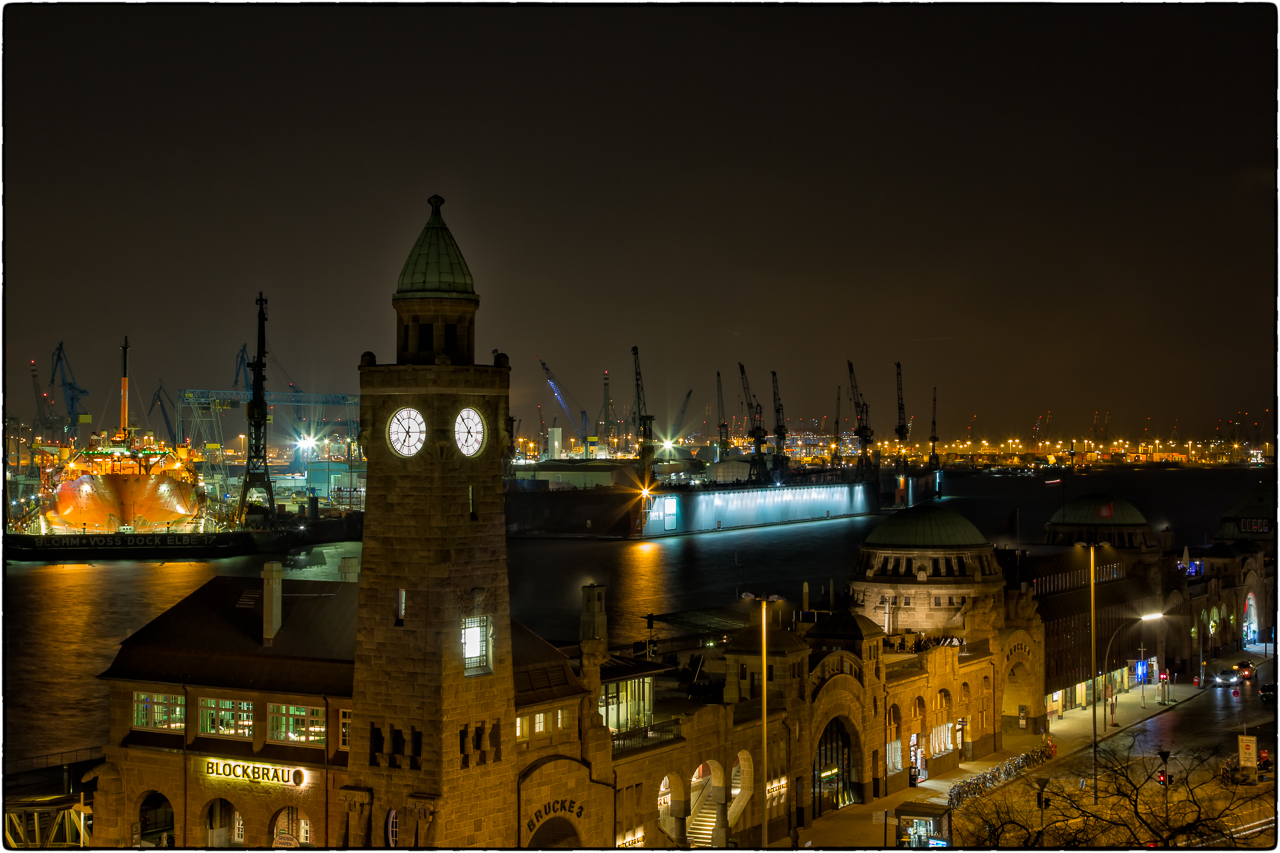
928,387 -> 940,471
30,361 -> 66,441
894,362 -> 908,475
770,371 -> 788,482
847,360 -> 875,482
631,346 -> 655,487
540,359 -> 589,444
232,344 -> 251,390
50,342 -> 90,444
1090,411 -> 1099,444
236,293 -> 278,529
1169,419 -> 1180,444
671,389 -> 693,443
1100,412 -> 1110,446
968,415 -> 977,442
595,371 -> 619,451
738,363 -> 769,483
715,372 -> 729,463
831,387 -> 843,467
149,382 -> 179,446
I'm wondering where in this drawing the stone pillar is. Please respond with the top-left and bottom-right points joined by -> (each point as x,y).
669,798 -> 689,844
711,801 -> 729,848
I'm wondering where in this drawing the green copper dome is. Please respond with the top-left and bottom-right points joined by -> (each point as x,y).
863,503 -> 987,548
1048,493 -> 1147,526
396,195 -> 475,298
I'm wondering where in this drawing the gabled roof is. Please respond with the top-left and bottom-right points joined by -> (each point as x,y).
98,576 -> 357,696
395,195 -> 476,298
511,620 -> 589,708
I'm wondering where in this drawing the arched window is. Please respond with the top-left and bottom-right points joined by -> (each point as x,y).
386,810 -> 398,847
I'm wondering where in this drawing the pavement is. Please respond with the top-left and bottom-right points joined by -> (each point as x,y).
778,644 -> 1274,848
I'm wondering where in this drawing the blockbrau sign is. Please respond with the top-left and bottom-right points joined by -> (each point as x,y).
206,761 -> 303,785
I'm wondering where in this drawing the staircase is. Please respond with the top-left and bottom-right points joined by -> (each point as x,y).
686,766 -> 742,848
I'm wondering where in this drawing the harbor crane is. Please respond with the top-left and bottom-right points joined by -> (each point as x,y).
236,292 -> 278,529
831,386 -> 842,467
540,359 -> 589,444
738,363 -> 769,484
715,372 -> 729,462
928,387 -> 940,471
30,361 -> 67,441
847,360 -> 874,482
50,342 -> 90,444
631,346 -> 655,488
894,362 -> 908,475
595,371 -> 620,451
232,344 -> 251,390
771,371 -> 788,482
149,382 -> 179,446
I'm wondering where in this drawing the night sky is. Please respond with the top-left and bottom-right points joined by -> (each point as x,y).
5,6 -> 1275,445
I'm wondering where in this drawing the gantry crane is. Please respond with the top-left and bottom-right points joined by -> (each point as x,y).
894,362 -> 908,475
149,382 -> 179,446
50,342 -> 90,444
847,360 -> 875,483
715,372 -> 729,463
631,346 -> 655,488
771,371 -> 788,482
595,371 -> 619,452
671,389 -> 693,443
236,293 -> 278,529
30,361 -> 66,441
541,359 -> 589,444
928,387 -> 940,471
738,363 -> 768,484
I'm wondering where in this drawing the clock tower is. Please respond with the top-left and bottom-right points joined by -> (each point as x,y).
344,196 -> 517,847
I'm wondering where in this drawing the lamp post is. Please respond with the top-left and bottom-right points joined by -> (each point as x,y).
1093,612 -> 1163,804
761,596 -> 768,849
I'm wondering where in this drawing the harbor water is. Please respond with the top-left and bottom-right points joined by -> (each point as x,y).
3,467 -> 1267,762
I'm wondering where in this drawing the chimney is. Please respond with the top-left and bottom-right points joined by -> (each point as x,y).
262,561 -> 284,645
580,584 -> 607,643
803,581 -> 809,611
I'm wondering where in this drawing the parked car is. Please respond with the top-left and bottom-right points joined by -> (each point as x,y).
1258,683 -> 1276,701
1215,669 -> 1240,686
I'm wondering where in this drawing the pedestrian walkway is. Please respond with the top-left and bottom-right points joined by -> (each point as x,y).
779,648 -> 1273,849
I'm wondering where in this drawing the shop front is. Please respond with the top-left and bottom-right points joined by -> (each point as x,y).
895,801 -> 950,848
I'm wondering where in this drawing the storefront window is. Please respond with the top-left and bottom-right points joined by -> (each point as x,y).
268,705 -> 326,745
133,692 -> 186,731
199,698 -> 253,739
598,677 -> 653,733
812,718 -> 860,816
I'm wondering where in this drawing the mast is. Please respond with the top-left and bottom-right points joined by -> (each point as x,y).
120,337 -> 131,436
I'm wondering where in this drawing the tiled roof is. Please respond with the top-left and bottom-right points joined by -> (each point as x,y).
395,195 -> 475,298
1048,493 -> 1147,526
864,503 -> 988,548
511,620 -> 589,707
803,611 -> 885,643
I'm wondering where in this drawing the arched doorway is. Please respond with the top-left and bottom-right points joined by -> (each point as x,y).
1003,661 -> 1036,732
270,806 -> 314,847
812,717 -> 861,817
1243,593 -> 1259,645
727,750 -> 754,827
138,791 -> 174,847
528,815 -> 580,848
201,798 -> 241,848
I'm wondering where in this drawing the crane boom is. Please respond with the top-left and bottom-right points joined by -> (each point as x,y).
738,363 -> 769,483
632,346 -> 655,487
672,389 -> 693,440
233,344 -> 251,389
149,382 -> 179,446
540,359 -> 587,443
50,341 -> 90,443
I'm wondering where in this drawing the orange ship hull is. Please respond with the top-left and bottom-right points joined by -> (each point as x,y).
49,472 -> 203,533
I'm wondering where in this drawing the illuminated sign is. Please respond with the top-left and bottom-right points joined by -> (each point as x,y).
205,760 -> 303,785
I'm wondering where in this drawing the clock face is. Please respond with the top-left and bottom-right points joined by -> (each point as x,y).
455,408 -> 485,457
387,407 -> 426,457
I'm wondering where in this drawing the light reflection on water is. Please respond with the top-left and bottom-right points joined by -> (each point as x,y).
4,467 -> 1264,761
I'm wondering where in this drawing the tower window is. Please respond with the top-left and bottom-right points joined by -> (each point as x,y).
463,615 -> 492,675
534,713 -> 545,734
395,589 -> 406,626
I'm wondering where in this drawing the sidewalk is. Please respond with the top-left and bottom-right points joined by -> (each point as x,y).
781,647 -> 1273,849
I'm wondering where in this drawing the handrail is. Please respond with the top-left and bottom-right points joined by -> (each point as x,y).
5,746 -> 104,777
687,776 -> 712,832
611,718 -> 681,756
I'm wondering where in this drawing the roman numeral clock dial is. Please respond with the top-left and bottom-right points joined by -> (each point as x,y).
387,407 -> 426,457
455,407 -> 485,457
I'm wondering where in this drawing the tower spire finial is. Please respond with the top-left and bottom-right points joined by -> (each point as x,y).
428,194 -> 445,218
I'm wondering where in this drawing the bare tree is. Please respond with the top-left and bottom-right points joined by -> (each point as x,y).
952,734 -> 1275,848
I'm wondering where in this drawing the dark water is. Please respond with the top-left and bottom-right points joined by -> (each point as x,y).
4,468 -> 1268,761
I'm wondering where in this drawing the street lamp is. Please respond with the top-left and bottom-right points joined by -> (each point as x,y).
1092,611 -> 1163,805
743,593 -> 781,848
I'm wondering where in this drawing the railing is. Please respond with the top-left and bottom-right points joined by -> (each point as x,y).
611,718 -> 681,755
5,747 -> 103,777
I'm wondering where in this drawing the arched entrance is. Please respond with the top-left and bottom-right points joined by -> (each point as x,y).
200,798 -> 241,847
269,806 -> 314,846
812,717 -> 861,817
1243,593 -> 1259,645
727,750 -> 754,827
528,815 -> 580,848
137,791 -> 174,847
1002,661 -> 1037,732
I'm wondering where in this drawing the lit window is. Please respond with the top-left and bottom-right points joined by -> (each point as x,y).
557,709 -> 563,730
234,812 -> 244,843
535,713 -> 545,733
463,616 -> 491,674
133,692 -> 186,731
199,698 -> 254,739
299,819 -> 310,844
517,716 -> 529,740
340,709 -> 352,750
269,705 -> 326,745
395,589 -> 406,624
